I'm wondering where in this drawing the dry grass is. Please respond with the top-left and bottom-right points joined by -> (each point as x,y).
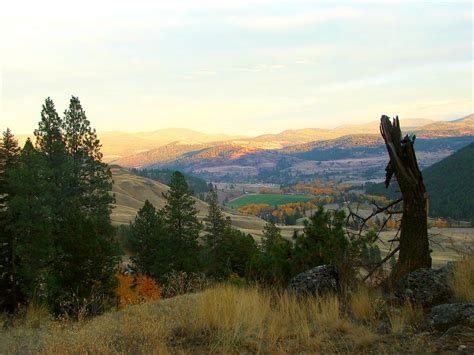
348,284 -> 385,323
387,300 -> 424,334
0,284 -> 437,354
450,253 -> 474,301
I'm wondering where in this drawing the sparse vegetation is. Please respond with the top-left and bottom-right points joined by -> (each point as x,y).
0,284 -> 440,354
450,254 -> 474,302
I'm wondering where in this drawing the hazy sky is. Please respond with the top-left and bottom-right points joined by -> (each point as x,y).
0,0 -> 472,135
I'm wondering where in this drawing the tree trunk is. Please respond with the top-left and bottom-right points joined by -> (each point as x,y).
380,115 -> 431,281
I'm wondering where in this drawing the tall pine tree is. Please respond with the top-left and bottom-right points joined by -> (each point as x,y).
163,171 -> 202,273
203,187 -> 232,277
47,96 -> 118,312
7,139 -> 54,304
0,129 -> 21,311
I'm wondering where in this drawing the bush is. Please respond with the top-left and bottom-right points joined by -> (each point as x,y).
162,271 -> 212,298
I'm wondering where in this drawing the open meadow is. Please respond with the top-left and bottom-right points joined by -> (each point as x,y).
226,193 -> 315,209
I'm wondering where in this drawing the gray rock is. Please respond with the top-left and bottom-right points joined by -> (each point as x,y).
287,265 -> 340,296
395,267 -> 453,307
426,303 -> 474,332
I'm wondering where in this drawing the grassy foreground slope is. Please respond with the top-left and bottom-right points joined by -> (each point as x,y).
3,266 -> 474,355
226,193 -> 314,209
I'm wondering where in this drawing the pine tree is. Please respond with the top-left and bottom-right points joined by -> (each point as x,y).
34,98 -> 65,164
204,188 -> 227,251
130,200 -> 170,280
203,187 -> 232,277
7,139 -> 54,304
249,221 -> 291,285
220,229 -> 258,278
261,220 -> 282,252
291,207 -> 348,274
48,96 -> 118,313
163,171 -> 202,273
0,129 -> 21,311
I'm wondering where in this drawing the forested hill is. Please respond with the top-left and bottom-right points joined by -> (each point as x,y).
365,143 -> 474,222
423,142 -> 474,223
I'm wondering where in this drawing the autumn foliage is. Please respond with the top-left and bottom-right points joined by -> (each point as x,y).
116,273 -> 161,309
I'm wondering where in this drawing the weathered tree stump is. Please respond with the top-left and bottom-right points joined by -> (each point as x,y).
380,115 -> 431,281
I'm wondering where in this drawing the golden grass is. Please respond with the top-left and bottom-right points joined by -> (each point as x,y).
0,284 -> 437,354
450,254 -> 474,301
387,300 -> 424,334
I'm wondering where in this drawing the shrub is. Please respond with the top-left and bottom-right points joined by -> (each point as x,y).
162,271 -> 211,298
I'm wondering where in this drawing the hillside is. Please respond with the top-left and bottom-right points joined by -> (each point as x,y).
110,166 -> 305,238
365,143 -> 474,222
423,142 -> 474,222
282,135 -> 474,161
113,142 -> 211,168
414,114 -> 474,138
111,166 -> 263,232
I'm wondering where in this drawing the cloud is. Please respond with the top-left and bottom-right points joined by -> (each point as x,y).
227,7 -> 361,30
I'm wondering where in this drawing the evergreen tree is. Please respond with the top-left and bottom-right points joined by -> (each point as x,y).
220,228 -> 258,278
261,221 -> 281,252
7,139 -> 54,304
204,188 -> 227,253
130,200 -> 170,280
291,207 -> 348,274
48,96 -> 118,313
163,171 -> 202,273
34,98 -> 65,164
0,129 -> 21,311
250,221 -> 292,285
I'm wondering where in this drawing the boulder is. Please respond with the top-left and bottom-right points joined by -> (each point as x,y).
395,267 -> 453,307
426,303 -> 474,332
287,265 -> 340,296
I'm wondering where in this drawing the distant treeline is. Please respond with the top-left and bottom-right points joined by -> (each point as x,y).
130,168 -> 209,194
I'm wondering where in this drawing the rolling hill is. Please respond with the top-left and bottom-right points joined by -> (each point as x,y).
110,165 -> 303,239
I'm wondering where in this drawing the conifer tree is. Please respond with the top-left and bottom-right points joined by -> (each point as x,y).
261,220 -> 282,252
204,188 -> 227,251
163,171 -> 202,272
47,96 -> 118,312
7,139 -> 54,303
130,200 -> 170,280
34,98 -> 65,164
0,129 -> 21,311
203,187 -> 232,277
291,207 -> 348,274
249,221 -> 292,285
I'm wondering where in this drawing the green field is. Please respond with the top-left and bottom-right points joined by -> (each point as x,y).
226,193 -> 315,209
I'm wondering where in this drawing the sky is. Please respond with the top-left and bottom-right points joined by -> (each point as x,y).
0,0 -> 472,135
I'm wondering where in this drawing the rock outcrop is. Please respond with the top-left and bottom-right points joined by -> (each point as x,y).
287,265 -> 340,296
395,267 -> 453,307
426,303 -> 474,332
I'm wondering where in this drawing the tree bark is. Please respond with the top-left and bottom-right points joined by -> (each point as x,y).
380,115 -> 431,281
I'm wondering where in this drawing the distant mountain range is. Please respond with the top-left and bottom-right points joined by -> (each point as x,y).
16,114 -> 473,183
